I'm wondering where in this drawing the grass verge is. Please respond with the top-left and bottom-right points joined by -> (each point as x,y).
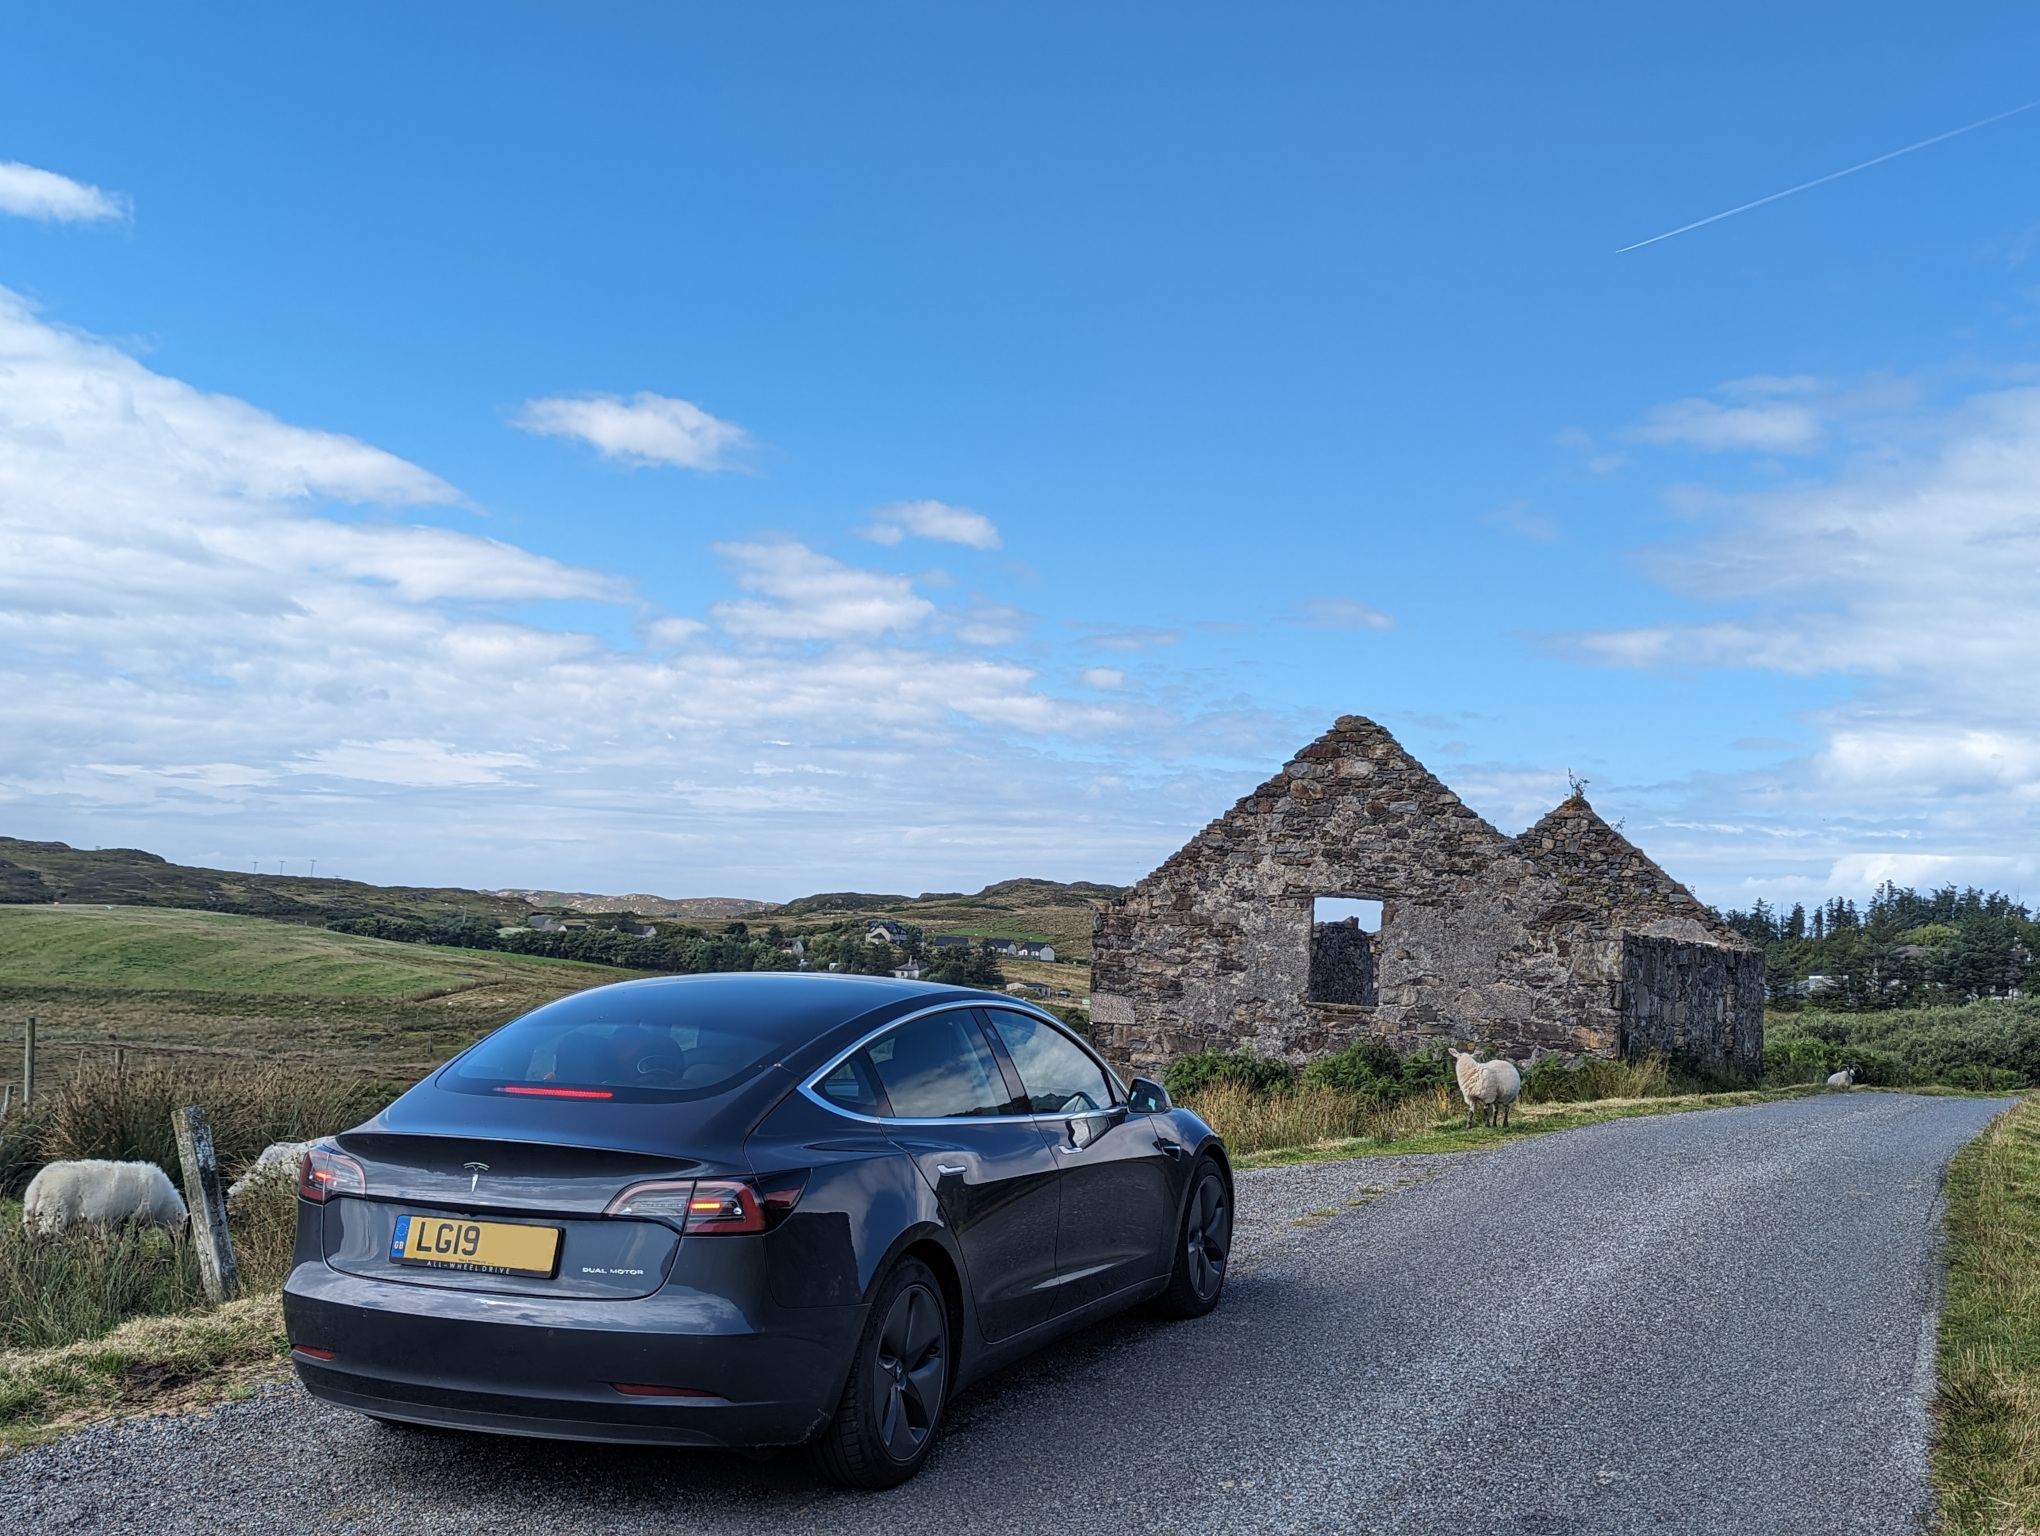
0,1292 -> 289,1454
1934,1094 -> 2040,1533
1219,1083 -> 1834,1169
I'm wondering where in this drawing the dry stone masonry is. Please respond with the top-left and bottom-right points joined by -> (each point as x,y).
1089,716 -> 1762,1080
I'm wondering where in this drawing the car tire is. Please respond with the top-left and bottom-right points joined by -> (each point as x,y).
811,1256 -> 950,1489
1155,1156 -> 1231,1319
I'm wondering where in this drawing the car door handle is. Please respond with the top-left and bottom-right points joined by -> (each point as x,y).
1154,1139 -> 1186,1159
934,1164 -> 966,1176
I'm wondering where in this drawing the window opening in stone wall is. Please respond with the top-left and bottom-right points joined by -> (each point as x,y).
1309,896 -> 1382,1005
1313,898 -> 1382,932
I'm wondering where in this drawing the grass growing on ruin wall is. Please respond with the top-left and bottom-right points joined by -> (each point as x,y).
1933,1094 -> 2040,1534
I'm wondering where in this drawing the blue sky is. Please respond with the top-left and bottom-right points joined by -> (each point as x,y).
1,4 -> 2037,906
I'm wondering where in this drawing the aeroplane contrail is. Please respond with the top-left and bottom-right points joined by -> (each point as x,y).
1617,95 -> 2040,253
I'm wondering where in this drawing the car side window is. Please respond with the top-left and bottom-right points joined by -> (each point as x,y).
863,1010 -> 1016,1119
816,1051 -> 890,1116
983,1011 -> 1112,1114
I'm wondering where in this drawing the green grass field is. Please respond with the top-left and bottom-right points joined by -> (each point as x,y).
0,905 -> 640,1084
0,905 -> 585,996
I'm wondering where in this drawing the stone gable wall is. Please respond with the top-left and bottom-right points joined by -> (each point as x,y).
1619,935 -> 1765,1069
1090,715 -> 1762,1080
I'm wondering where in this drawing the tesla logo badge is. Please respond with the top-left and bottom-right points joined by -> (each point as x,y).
464,1161 -> 489,1192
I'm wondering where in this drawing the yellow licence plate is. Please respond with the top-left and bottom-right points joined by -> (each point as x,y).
389,1214 -> 562,1278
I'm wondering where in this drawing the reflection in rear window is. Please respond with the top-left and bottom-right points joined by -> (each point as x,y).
450,1001 -> 798,1101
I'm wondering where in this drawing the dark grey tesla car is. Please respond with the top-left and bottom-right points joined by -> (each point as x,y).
283,972 -> 1232,1486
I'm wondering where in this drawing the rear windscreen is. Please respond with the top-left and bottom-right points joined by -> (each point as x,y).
445,992 -> 809,1102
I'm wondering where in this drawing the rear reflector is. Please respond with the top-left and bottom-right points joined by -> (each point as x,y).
497,1085 -> 614,1100
611,1383 -> 716,1398
294,1346 -> 336,1361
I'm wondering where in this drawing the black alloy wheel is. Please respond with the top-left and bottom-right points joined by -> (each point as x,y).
1156,1157 -> 1232,1318
813,1257 -> 950,1488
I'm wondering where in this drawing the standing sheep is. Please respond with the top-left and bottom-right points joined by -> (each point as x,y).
22,1160 -> 189,1235
1826,1065 -> 1857,1089
1450,1049 -> 1523,1129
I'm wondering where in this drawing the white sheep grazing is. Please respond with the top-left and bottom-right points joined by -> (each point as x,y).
1450,1049 -> 1523,1129
1826,1065 -> 1857,1089
228,1140 -> 311,1207
22,1159 -> 188,1236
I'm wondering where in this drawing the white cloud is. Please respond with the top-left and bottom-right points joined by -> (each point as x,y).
0,284 -> 1305,897
858,499 -> 1002,550
1081,668 -> 1126,689
0,161 -> 127,223
1565,378 -> 2040,904
1290,597 -> 1395,631
293,740 -> 535,787
710,542 -> 938,640
1631,376 -> 1824,454
514,391 -> 748,470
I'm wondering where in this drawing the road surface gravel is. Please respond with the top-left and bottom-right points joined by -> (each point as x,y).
0,1091 -> 2007,1535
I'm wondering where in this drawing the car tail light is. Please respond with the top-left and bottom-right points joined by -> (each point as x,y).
298,1146 -> 366,1203
605,1180 -> 697,1218
611,1382 -> 717,1398
605,1172 -> 807,1232
497,1085 -> 614,1099
679,1180 -> 766,1234
293,1345 -> 336,1361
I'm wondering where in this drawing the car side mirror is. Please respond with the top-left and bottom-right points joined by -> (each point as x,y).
1126,1077 -> 1171,1114
1067,1106 -> 1127,1148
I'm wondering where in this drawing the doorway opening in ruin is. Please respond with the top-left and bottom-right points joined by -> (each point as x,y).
1309,896 -> 1381,1006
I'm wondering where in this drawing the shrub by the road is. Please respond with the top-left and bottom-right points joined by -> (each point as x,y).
0,1062 -> 401,1195
1185,1080 -> 1446,1155
1765,999 -> 2040,1091
1520,1053 -> 1673,1104
0,1063 -> 394,1354
1164,1051 -> 1297,1099
0,1178 -> 301,1353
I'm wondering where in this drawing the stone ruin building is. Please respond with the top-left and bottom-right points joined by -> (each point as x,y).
1089,716 -> 1763,1080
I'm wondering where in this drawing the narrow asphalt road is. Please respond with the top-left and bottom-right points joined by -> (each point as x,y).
2,1092 -> 2009,1535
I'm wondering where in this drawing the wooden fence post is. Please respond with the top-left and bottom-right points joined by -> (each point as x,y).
21,1015 -> 33,1105
172,1104 -> 241,1303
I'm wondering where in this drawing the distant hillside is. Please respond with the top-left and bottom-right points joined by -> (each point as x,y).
496,889 -> 780,919
0,837 -> 1125,961
775,879 -> 1127,958
0,838 -> 531,926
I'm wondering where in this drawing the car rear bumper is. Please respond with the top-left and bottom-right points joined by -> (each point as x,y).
284,1261 -> 864,1448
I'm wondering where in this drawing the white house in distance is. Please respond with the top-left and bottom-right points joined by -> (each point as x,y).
867,921 -> 911,946
892,960 -> 925,980
985,937 -> 1058,962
